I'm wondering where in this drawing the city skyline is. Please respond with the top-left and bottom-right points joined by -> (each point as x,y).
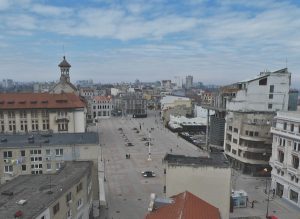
1,0 -> 300,88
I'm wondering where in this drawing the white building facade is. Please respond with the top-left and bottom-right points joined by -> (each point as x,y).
91,96 -> 112,121
270,111 -> 300,208
224,68 -> 291,175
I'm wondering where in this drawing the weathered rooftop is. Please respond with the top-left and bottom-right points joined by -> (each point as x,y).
0,132 -> 99,148
164,153 -> 230,168
0,161 -> 92,219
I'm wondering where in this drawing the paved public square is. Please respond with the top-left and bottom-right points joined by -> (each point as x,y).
97,111 -> 205,219
95,111 -> 300,219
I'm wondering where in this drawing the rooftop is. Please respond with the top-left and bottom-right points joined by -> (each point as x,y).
0,93 -> 85,109
0,132 -> 99,148
163,153 -> 230,168
58,56 -> 71,68
0,161 -> 92,219
93,95 -> 112,101
145,191 -> 221,219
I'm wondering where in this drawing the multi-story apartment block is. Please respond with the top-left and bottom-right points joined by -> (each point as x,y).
91,96 -> 113,121
0,132 -> 99,199
270,111 -> 300,208
0,161 -> 93,219
224,68 -> 291,175
0,93 -> 86,134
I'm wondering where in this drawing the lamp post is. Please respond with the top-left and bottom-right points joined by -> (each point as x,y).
263,168 -> 270,218
148,131 -> 151,161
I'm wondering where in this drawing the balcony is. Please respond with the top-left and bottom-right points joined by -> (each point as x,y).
287,165 -> 300,176
274,160 -> 287,169
55,115 -> 70,122
271,127 -> 300,140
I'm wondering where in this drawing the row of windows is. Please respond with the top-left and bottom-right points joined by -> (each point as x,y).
93,105 -> 111,109
282,122 -> 300,133
277,150 -> 299,169
2,110 -> 49,118
4,162 -> 63,173
275,137 -> 300,152
3,149 -> 64,158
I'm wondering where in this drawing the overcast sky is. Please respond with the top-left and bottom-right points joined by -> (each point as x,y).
0,0 -> 300,88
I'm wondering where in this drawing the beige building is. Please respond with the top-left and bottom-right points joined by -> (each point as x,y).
0,92 -> 86,134
0,161 -> 93,219
270,111 -> 300,208
163,153 -> 231,219
0,132 -> 99,201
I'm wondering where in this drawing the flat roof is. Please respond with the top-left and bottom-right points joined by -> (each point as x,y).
0,161 -> 92,219
164,153 -> 230,168
0,132 -> 99,148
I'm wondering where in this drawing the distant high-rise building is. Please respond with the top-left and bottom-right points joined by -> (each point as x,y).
185,75 -> 193,89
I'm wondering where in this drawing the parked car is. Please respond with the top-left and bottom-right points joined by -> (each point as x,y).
144,142 -> 153,146
126,142 -> 134,146
141,171 -> 156,177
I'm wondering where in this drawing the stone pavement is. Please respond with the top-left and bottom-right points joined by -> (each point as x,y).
231,170 -> 300,219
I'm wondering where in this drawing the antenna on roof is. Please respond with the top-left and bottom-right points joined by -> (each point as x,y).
286,57 -> 288,68
62,44 -> 65,57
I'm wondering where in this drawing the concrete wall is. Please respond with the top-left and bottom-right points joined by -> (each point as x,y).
227,72 -> 290,112
165,165 -> 231,219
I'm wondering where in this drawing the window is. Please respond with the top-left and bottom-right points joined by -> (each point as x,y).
53,202 -> 60,215
232,149 -> 237,155
268,104 -> 272,109
269,85 -> 274,92
245,130 -> 249,135
292,156 -> 299,169
3,151 -> 12,158
283,122 -> 287,130
259,78 -> 267,85
234,128 -> 238,133
249,131 -> 254,137
31,120 -> 39,131
254,132 -> 259,136
20,120 -> 28,131
42,120 -> 49,130
291,124 -> 294,132
22,165 -> 26,171
55,149 -> 63,156
228,126 -> 232,131
66,192 -> 72,203
20,150 -> 25,157
269,94 -> 273,99
46,149 -> 51,156
77,182 -> 83,193
47,163 -> 51,170
233,138 -> 237,144
290,190 -> 298,203
77,198 -> 83,209
56,162 -> 62,170
278,150 -> 284,163
4,165 -> 13,173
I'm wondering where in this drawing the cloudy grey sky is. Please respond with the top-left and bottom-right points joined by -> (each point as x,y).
0,0 -> 300,88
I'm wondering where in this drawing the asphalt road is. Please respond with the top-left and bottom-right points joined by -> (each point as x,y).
97,111 -> 205,219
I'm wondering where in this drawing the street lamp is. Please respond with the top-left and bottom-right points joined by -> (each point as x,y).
263,168 -> 270,218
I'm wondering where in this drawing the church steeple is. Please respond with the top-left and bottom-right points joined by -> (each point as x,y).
58,56 -> 71,83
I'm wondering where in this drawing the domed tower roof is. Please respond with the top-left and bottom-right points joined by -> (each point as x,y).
58,56 -> 71,68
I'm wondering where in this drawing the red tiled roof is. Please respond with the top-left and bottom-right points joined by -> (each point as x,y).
93,96 -> 112,101
145,191 -> 221,219
0,93 -> 86,109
